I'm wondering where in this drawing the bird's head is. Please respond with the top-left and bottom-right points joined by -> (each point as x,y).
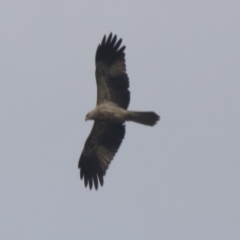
85,110 -> 95,121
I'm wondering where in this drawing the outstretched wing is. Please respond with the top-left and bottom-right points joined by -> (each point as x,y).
78,122 -> 125,190
95,33 -> 130,109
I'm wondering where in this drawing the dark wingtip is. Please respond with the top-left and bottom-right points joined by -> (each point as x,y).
79,153 -> 105,190
101,35 -> 106,45
96,33 -> 126,65
98,174 -> 104,187
106,33 -> 113,44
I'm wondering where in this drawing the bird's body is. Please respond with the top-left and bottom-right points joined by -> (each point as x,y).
78,33 -> 160,190
87,103 -> 159,126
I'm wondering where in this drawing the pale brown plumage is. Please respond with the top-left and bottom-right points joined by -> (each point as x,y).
78,33 -> 160,190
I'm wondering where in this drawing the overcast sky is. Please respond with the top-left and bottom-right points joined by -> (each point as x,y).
1,1 -> 240,239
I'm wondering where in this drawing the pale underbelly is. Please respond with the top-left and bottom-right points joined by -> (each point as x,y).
97,105 -> 129,122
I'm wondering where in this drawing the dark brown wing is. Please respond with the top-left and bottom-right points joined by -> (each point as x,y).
78,122 -> 125,190
95,33 -> 130,109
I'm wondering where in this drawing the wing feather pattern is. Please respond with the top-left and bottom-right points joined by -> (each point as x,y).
95,33 -> 130,109
78,122 -> 125,190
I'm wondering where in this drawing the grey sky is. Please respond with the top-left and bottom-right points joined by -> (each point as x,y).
0,1 -> 240,239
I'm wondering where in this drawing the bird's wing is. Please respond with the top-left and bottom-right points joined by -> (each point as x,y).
95,33 -> 130,109
78,122 -> 125,190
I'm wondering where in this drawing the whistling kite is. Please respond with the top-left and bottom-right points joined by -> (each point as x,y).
78,33 -> 160,190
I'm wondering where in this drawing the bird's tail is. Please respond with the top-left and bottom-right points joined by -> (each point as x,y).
128,111 -> 160,126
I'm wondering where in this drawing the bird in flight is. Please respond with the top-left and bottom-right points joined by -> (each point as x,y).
78,33 -> 160,190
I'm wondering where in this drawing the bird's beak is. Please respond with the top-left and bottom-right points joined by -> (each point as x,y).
85,116 -> 88,121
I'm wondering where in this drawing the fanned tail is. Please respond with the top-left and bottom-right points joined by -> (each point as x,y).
128,111 -> 160,126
